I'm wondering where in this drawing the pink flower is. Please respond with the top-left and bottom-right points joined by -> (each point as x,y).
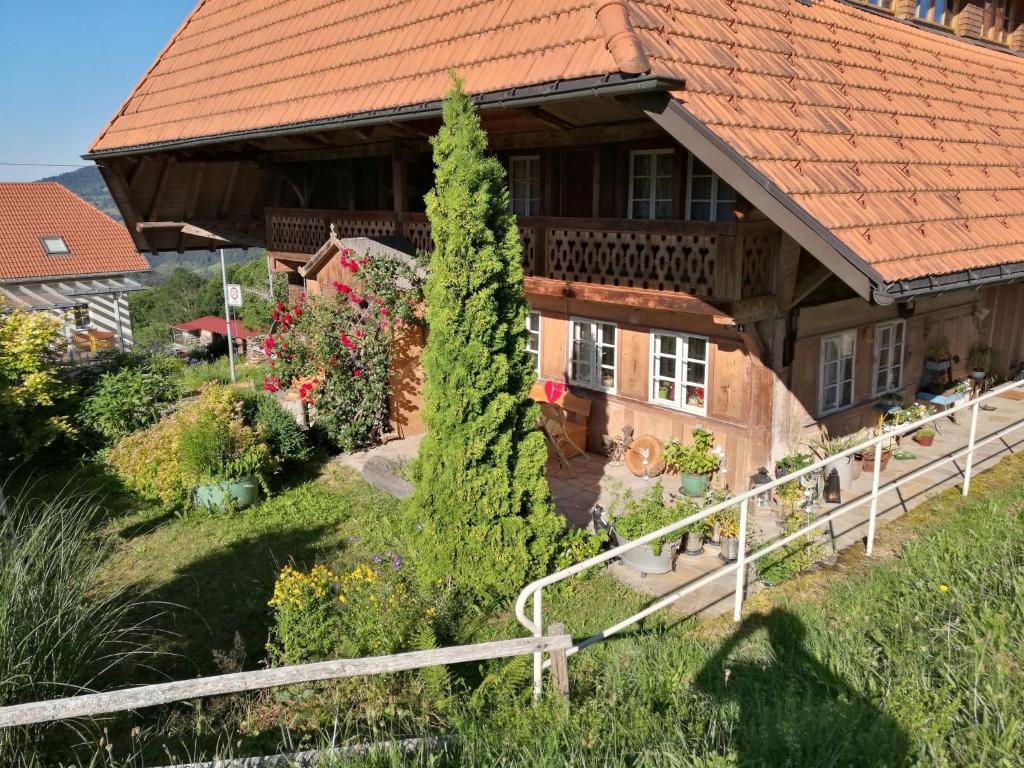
263,376 -> 280,392
333,280 -> 351,294
294,306 -> 303,317
355,330 -> 365,338
340,334 -> 356,350
353,368 -> 362,378
276,301 -> 285,311
380,308 -> 390,318
299,291 -> 307,302
264,335 -> 275,350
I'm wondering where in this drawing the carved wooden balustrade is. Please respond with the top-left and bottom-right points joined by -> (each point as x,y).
266,208 -> 780,302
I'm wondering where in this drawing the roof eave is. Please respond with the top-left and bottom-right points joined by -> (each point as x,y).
84,73 -> 685,160
632,92 -> 891,305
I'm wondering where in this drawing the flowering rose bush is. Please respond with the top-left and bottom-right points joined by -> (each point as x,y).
264,248 -> 423,452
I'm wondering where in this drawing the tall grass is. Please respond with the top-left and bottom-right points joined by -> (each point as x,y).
177,358 -> 269,393
0,480 -> 164,765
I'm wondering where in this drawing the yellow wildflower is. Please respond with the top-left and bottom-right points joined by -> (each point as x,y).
938,584 -> 949,593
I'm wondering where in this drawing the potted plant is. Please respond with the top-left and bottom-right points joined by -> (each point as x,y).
912,426 -> 936,447
703,487 -> 734,546
681,513 -> 711,556
859,436 -> 895,473
608,482 -> 684,575
178,409 -> 271,512
714,505 -> 741,562
775,452 -> 814,479
925,339 -> 951,371
663,426 -> 722,497
967,343 -> 997,380
808,427 -> 865,489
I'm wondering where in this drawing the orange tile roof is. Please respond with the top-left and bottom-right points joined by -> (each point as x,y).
90,0 -> 1024,283
0,183 -> 149,280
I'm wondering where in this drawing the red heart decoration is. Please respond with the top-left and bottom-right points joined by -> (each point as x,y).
543,379 -> 566,403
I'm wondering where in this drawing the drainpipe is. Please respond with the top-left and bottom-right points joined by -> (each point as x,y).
594,0 -> 651,74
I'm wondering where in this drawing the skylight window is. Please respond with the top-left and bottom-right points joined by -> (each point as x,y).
40,236 -> 70,256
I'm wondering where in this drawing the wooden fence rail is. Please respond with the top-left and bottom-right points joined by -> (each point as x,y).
0,635 -> 572,729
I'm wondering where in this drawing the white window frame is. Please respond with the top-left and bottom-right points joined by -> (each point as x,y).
40,235 -> 70,255
648,330 -> 709,415
628,149 -> 674,221
508,155 -> 540,217
526,311 -> 541,375
686,155 -> 737,222
568,317 -> 617,394
872,320 -> 905,397
819,331 -> 857,416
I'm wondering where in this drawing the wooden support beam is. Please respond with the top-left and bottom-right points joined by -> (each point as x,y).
548,623 -> 570,702
219,161 -> 240,219
524,277 -> 731,318
524,106 -> 577,131
146,156 -> 176,220
729,294 -> 777,325
791,262 -> 833,307
775,234 -> 802,312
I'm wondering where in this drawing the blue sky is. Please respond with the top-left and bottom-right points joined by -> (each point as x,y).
0,0 -> 195,181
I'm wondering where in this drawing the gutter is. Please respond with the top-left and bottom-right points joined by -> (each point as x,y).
885,262 -> 1024,299
0,270 -> 149,285
84,73 -> 684,160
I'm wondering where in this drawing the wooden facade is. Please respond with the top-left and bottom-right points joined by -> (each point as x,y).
94,97 -> 1024,491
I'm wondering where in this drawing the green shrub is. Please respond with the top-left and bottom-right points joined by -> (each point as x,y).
239,390 -> 311,466
663,426 -> 722,476
609,481 -> 700,555
406,76 -> 564,606
80,355 -> 182,442
0,481 -> 160,762
755,512 -> 824,586
106,384 -> 264,507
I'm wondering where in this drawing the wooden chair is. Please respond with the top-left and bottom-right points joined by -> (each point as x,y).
529,382 -> 591,453
539,402 -> 587,471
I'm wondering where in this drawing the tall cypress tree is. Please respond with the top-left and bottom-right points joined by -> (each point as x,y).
408,76 -> 563,604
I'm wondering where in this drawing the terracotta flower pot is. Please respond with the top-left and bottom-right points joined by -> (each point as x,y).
913,433 -> 935,447
860,450 -> 891,473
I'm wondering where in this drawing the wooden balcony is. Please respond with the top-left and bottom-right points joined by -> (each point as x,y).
266,208 -> 780,303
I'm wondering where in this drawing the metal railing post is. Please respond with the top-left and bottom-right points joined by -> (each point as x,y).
732,499 -> 749,622
532,589 -> 543,701
962,400 -> 981,496
866,440 -> 883,556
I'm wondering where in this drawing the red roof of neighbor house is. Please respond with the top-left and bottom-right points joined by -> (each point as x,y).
0,182 -> 149,280
173,315 -> 261,339
89,0 -> 1024,283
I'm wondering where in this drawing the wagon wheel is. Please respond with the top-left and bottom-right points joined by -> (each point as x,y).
624,435 -> 665,477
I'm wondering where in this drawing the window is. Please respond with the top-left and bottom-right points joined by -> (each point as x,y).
873,320 -> 905,396
982,0 -> 1014,43
687,157 -> 737,222
858,0 -> 894,8
819,331 -> 856,415
71,305 -> 90,329
629,149 -> 674,220
526,311 -> 541,375
508,155 -> 540,216
650,331 -> 709,414
569,317 -> 616,392
40,236 -> 70,255
914,0 -> 959,26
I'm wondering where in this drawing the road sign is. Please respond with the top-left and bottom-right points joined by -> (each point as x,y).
225,283 -> 243,307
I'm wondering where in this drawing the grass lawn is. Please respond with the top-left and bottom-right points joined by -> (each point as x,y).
97,463 -> 406,681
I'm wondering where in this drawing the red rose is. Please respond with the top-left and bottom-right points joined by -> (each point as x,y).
276,301 -> 285,311
340,334 -> 356,350
353,368 -> 362,378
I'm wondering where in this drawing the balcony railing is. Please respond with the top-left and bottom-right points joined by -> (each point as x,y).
266,208 -> 780,302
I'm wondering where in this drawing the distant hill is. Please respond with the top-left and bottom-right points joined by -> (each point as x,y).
42,166 -> 121,220
43,165 -> 258,285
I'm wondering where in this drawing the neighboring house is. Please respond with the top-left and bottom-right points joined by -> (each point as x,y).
172,315 -> 261,356
0,182 -> 148,357
86,0 -> 1024,487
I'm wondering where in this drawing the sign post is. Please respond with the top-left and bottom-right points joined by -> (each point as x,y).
220,250 -> 238,383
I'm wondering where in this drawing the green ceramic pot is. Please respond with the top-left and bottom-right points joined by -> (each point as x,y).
193,476 -> 259,512
680,472 -> 710,498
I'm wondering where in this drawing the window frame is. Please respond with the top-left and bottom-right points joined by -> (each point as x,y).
70,304 -> 90,330
685,155 -> 737,222
39,235 -> 70,256
648,329 -> 710,416
526,311 -> 542,376
872,319 -> 906,398
627,148 -> 675,221
913,0 -> 960,28
819,330 -> 857,416
508,155 -> 541,217
568,316 -> 618,394
981,0 -> 1014,43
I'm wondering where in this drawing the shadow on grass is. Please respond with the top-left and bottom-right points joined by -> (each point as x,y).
696,608 -> 909,766
140,523 -> 343,682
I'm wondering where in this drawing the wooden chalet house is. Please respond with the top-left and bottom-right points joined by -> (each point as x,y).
0,182 -> 148,358
87,0 -> 1024,487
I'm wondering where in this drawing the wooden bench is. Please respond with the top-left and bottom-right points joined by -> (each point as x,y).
530,382 -> 591,453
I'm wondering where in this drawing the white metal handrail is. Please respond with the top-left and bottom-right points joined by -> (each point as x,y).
516,377 -> 1024,698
